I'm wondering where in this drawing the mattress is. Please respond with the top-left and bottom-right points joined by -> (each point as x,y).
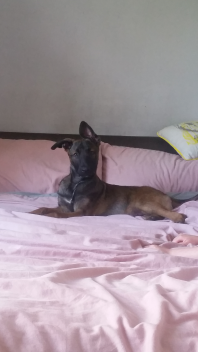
0,193 -> 198,351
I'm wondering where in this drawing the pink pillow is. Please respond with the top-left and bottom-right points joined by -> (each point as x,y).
0,139 -> 102,193
101,142 -> 198,193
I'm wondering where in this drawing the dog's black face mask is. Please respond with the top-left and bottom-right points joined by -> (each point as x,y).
68,139 -> 99,177
51,121 -> 101,178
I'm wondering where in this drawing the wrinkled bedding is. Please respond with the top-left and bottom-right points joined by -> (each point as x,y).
0,193 -> 198,352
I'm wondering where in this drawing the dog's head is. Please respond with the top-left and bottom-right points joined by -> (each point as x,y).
51,121 -> 100,177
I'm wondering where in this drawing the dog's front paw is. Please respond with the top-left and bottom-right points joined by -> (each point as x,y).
173,213 -> 187,224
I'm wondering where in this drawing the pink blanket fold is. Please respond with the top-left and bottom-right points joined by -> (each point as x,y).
0,194 -> 198,352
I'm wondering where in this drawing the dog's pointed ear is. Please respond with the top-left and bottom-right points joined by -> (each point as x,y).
51,138 -> 74,151
79,121 -> 100,144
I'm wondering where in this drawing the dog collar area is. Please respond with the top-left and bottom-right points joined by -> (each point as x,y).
58,178 -> 92,209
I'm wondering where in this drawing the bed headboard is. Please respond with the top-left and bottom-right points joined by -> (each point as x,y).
0,132 -> 176,155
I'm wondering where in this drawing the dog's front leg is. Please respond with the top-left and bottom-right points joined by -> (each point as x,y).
45,209 -> 84,218
30,207 -> 83,218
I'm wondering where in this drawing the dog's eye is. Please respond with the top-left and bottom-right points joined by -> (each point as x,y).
73,153 -> 78,157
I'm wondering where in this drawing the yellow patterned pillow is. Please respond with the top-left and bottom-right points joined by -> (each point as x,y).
157,121 -> 198,160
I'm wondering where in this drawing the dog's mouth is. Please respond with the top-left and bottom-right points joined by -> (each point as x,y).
79,168 -> 95,177
81,168 -> 89,173
80,169 -> 92,174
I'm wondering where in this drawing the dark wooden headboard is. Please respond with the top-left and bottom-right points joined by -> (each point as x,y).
0,132 -> 177,155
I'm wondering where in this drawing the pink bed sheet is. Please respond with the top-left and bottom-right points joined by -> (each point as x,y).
0,194 -> 198,352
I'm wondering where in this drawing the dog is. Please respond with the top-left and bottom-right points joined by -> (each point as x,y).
31,121 -> 193,223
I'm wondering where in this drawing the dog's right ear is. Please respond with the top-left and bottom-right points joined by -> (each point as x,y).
79,121 -> 100,144
51,139 -> 74,151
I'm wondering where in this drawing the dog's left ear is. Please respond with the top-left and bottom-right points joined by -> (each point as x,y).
79,121 -> 100,144
51,138 -> 74,151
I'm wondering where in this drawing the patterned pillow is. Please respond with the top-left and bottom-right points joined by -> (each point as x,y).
157,121 -> 198,160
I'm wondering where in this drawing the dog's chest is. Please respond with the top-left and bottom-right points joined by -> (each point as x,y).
58,176 -> 90,212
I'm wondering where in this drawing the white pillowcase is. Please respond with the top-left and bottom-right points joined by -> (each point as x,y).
157,121 -> 198,160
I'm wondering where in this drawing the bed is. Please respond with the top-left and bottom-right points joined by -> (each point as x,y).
0,132 -> 198,352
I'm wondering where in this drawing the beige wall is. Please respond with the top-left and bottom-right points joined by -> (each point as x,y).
0,0 -> 198,136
